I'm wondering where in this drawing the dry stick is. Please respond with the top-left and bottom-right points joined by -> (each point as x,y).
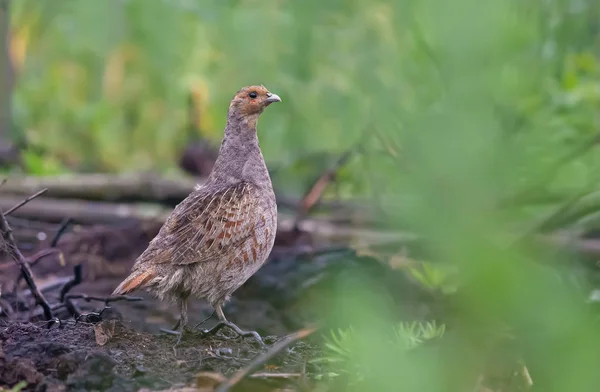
0,173 -> 201,202
215,325 -> 318,392
64,294 -> 144,304
293,141 -> 365,231
0,195 -> 172,224
12,217 -> 70,291
0,209 -> 53,320
250,372 -> 302,379
60,264 -> 84,318
15,277 -> 71,298
10,248 -> 63,294
0,248 -> 62,275
51,217 -> 73,247
4,187 -> 48,215
57,264 -> 142,319
60,264 -> 82,302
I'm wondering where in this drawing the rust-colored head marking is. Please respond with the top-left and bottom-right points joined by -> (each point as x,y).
229,85 -> 282,117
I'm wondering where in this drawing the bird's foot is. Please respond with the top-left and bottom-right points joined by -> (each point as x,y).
160,325 -> 194,347
194,310 -> 216,329
196,320 -> 265,347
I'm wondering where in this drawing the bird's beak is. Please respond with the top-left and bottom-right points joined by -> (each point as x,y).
265,93 -> 282,103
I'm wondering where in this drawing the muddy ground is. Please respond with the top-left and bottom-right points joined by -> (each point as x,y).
0,287 -> 323,392
0,318 -> 319,392
0,211 -> 431,392
0,267 -> 322,392
0,218 -> 333,391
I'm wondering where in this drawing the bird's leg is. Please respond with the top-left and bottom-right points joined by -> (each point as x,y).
160,297 -> 189,345
197,304 -> 265,347
194,310 -> 216,329
216,305 -> 227,322
179,297 -> 189,330
172,319 -> 181,331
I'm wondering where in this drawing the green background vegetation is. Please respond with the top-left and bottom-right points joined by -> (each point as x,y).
6,0 -> 600,390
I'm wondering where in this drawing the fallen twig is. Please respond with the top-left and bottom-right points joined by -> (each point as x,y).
250,372 -> 302,379
215,325 -> 318,392
25,248 -> 62,267
0,208 -> 53,320
64,293 -> 144,305
4,187 -> 47,215
51,217 -> 73,247
0,173 -> 201,202
12,245 -> 63,292
0,247 -> 61,274
0,195 -> 171,224
60,264 -> 82,301
293,146 -> 361,231
16,276 -> 71,298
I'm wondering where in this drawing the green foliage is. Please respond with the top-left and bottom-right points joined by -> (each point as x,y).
21,149 -> 69,175
314,321 -> 445,382
9,0 -> 372,188
407,260 -> 458,294
8,0 -> 600,391
0,382 -> 27,392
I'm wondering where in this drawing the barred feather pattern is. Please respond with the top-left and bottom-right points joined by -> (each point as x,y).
112,85 -> 279,312
116,181 -> 276,307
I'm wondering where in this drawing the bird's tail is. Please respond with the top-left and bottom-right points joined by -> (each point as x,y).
112,268 -> 156,296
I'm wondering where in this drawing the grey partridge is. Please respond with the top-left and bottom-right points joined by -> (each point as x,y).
112,85 -> 281,343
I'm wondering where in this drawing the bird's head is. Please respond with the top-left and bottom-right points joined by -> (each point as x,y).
229,85 -> 282,121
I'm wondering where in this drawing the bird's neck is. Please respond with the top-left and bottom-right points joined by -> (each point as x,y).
209,113 -> 271,188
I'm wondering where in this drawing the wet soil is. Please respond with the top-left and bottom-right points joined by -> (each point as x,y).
0,218 -> 420,391
0,319 -> 318,392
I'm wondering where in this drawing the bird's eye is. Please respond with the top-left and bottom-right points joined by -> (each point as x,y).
249,92 -> 258,99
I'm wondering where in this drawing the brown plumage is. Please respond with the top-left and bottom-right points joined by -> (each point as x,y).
113,85 -> 281,333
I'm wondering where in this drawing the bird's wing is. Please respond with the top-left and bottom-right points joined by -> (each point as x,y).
138,181 -> 270,266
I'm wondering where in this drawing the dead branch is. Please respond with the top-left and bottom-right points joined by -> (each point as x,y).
16,276 -> 71,298
215,325 -> 318,392
64,293 -> 143,304
249,372 -> 302,379
280,212 -> 417,247
9,218 -> 70,290
50,217 -> 73,247
293,147 -> 360,230
0,208 -> 53,320
0,248 -> 62,275
0,173 -> 201,202
59,264 -> 82,301
4,188 -> 48,215
0,195 -> 171,224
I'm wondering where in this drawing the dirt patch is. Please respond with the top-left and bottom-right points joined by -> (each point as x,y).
0,320 -> 319,391
0,217 -> 416,391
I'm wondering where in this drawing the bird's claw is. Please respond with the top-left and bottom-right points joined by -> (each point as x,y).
160,325 -> 192,347
196,321 -> 265,347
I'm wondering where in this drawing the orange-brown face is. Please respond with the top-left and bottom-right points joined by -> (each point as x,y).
229,85 -> 282,116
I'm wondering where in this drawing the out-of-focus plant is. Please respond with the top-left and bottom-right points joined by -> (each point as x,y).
315,320 -> 445,368
0,381 -> 27,392
311,0 -> 600,390
7,0 -> 600,391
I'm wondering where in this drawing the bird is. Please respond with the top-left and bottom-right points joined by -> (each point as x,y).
112,85 -> 281,343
